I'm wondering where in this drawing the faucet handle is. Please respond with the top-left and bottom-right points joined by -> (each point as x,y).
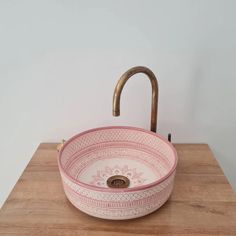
57,139 -> 66,152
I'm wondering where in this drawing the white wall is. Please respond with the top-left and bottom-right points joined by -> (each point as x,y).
1,0 -> 236,207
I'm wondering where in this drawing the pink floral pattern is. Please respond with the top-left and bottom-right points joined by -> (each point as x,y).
90,165 -> 146,187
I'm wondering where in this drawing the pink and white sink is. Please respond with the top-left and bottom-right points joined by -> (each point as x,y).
58,126 -> 178,220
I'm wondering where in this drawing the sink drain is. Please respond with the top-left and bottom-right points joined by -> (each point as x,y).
107,175 -> 130,188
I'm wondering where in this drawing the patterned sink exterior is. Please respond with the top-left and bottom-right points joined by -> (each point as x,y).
58,126 -> 178,220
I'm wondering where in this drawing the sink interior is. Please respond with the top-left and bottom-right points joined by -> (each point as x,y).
60,127 -> 176,190
65,144 -> 171,188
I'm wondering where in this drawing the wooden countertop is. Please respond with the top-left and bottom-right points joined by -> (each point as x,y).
0,144 -> 235,235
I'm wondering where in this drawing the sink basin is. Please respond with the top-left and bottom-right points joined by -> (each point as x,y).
58,126 -> 178,220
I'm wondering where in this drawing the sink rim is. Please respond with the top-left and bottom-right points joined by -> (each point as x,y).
58,126 -> 178,193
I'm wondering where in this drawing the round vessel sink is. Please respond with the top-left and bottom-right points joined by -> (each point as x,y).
58,126 -> 178,220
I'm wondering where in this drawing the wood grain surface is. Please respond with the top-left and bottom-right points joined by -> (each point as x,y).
0,143 -> 235,235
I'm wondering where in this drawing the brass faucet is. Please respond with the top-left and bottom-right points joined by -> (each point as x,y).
113,66 -> 158,133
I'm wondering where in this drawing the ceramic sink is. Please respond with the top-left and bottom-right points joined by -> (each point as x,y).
58,126 -> 177,220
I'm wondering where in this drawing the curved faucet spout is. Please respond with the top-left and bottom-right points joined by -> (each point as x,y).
112,66 -> 159,132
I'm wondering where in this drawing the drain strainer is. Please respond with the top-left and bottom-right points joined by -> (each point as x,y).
107,175 -> 130,188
